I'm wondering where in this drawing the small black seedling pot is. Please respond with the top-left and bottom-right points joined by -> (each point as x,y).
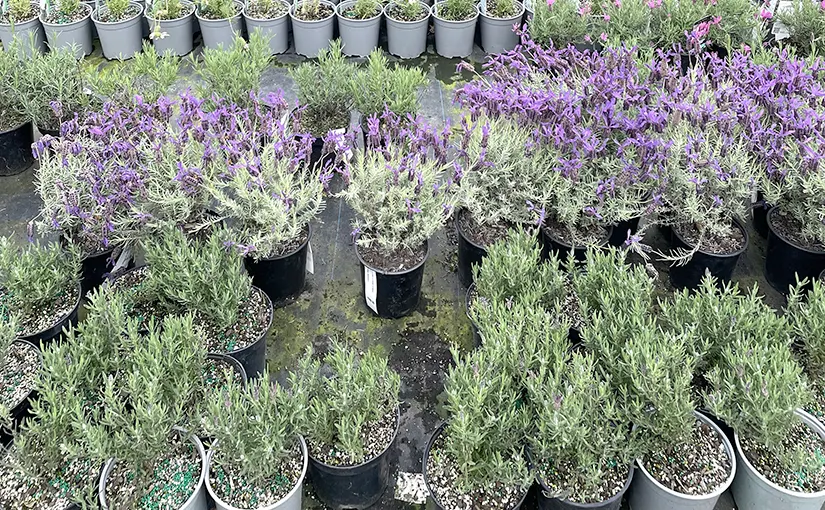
456,212 -> 488,288
668,217 -> 748,290
308,407 -> 400,509
0,121 -> 34,176
356,241 -> 429,319
423,422 -> 530,510
221,287 -> 272,380
765,207 -> 825,295
540,226 -> 613,264
244,226 -> 312,307
0,340 -> 41,446
20,283 -> 82,347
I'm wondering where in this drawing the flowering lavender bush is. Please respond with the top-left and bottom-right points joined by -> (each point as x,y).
529,0 -> 594,47
648,0 -> 709,49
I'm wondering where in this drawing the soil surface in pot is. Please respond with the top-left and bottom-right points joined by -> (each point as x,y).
211,440 -> 303,507
0,5 -> 38,23
0,285 -> 78,337
110,266 -> 167,328
0,452 -> 97,510
0,341 -> 38,412
258,226 -> 308,259
483,0 -> 519,17
427,433 -> 526,509
105,432 -> 201,509
542,219 -> 605,247
203,356 -> 244,389
433,4 -> 475,20
770,209 -> 825,252
245,0 -> 288,18
42,3 -> 89,23
459,210 -> 509,249
150,3 -> 195,19
645,418 -> 731,495
0,114 -> 26,133
673,222 -> 745,255
538,458 -> 626,504
359,241 -> 427,273
299,112 -> 348,140
292,3 -> 334,21
386,2 -> 428,20
340,4 -> 382,18
806,381 -> 825,428
309,406 -> 396,466
740,422 -> 825,492
198,3 -> 241,19
93,3 -> 141,22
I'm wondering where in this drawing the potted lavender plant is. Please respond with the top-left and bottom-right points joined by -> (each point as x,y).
293,342 -> 401,508
288,0 -> 335,57
0,315 -> 39,445
202,371 -> 309,510
146,0 -> 196,56
529,0 -> 594,49
432,0 -> 479,57
777,0 -> 825,56
787,279 -> 825,430
0,0 -> 46,56
0,47 -> 34,176
384,0 -> 430,58
0,238 -> 81,347
243,0 -> 291,54
194,0 -> 242,49
478,0 -> 523,52
92,0 -> 145,59
193,33 -> 271,106
336,122 -> 456,318
210,140 -> 328,306
337,0 -> 382,56
39,0 -> 93,58
593,0 -> 651,47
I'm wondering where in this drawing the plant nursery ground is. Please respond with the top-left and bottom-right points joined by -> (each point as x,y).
0,41 -> 771,510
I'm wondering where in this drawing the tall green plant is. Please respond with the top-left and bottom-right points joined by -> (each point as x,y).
194,0 -> 237,19
530,0 -> 593,47
351,49 -> 426,118
787,278 -> 825,378
17,46 -> 90,131
85,43 -> 179,108
194,31 -> 272,106
778,0 -> 825,56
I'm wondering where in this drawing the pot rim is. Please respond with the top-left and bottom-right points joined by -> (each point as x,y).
91,2 -> 144,24
98,428 -> 207,509
635,410 -> 737,501
242,0 -> 291,21
767,207 -> 825,255
431,1 -> 479,22
335,0 -> 382,21
249,224 -> 312,263
5,339 -> 42,413
382,0 -> 431,22
0,3 -> 41,25
733,408 -> 825,499
206,435 -> 309,510
194,0 -> 243,22
479,0 -> 524,20
39,3 -> 92,26
0,119 -> 32,137
288,0 -> 337,22
223,285 -> 273,357
455,208 -> 491,252
355,238 -> 430,276
307,405 -> 401,472
206,352 -> 249,387
19,281 -> 82,341
671,216 -> 749,258
145,0 -> 196,22
422,422 -> 530,510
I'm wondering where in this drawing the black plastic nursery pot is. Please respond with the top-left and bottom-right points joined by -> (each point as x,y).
456,213 -> 489,288
308,407 -> 400,509
244,226 -> 312,307
81,246 -> 133,296
19,283 -> 82,347
0,121 -> 35,176
0,340 -> 41,446
206,352 -> 249,387
608,216 -> 642,248
220,287 -> 273,379
668,217 -> 748,291
540,225 -> 613,264
752,190 -> 771,239
464,284 -> 482,349
423,423 -> 530,510
765,207 -> 825,295
356,241 -> 429,319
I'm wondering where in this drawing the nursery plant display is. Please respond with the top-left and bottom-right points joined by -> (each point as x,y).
0,0 -> 46,55
242,0 -> 291,55
0,315 -> 39,443
432,0 -> 479,57
193,31 -> 272,108
201,371 -> 309,510
478,0 -> 524,53
0,237 -> 81,345
146,0 -> 196,56
336,0 -> 382,57
787,279 -> 825,428
194,0 -> 242,50
82,44 -> 179,108
39,0 -> 93,58
0,46 -> 34,176
351,49 -> 427,131
288,0 -> 336,57
383,0 -> 431,59
777,0 -> 825,56
91,0 -> 144,60
293,342 -> 400,508
529,0 -> 594,49
596,0 -> 652,48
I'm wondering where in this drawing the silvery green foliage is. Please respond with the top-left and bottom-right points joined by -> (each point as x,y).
194,32 -> 272,107
528,0 -> 592,47
209,142 -> 326,260
340,143 -> 456,258
351,50 -> 427,118
778,0 -> 825,57
203,371 -> 308,484
0,237 -> 81,318
293,342 -> 400,463
526,350 -> 635,499
455,117 -> 539,228
787,278 -> 825,378
471,227 -> 565,313
289,40 -> 356,136
704,332 -> 813,472
0,40 -> 25,126
141,229 -> 253,331
84,44 -> 179,108
442,345 -> 532,493
0,315 -> 19,371
572,247 -> 654,320
76,314 -> 205,509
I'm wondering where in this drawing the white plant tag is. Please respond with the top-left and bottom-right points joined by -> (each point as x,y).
479,0 -> 486,12
305,242 -> 314,275
364,267 -> 378,314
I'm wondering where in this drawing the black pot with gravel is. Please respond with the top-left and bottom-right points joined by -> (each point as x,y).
0,335 -> 41,446
668,217 -> 749,290
765,207 -> 825,295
